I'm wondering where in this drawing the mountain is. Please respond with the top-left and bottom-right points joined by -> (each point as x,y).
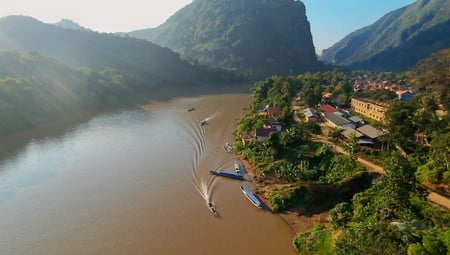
319,0 -> 450,72
128,0 -> 321,79
0,51 -> 137,135
54,19 -> 90,31
0,15 -> 238,88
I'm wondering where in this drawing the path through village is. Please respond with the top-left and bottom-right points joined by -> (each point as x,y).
291,100 -> 450,210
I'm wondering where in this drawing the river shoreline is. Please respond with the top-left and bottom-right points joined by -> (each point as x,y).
238,156 -> 330,236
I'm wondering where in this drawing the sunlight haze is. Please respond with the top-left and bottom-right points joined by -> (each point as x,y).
0,0 -> 193,32
1,0 -> 416,53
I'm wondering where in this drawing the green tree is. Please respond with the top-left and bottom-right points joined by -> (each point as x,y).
330,202 -> 353,229
414,48 -> 450,110
385,100 -> 416,151
417,131 -> 450,184
267,132 -> 282,159
377,152 -> 427,220
342,133 -> 360,160
329,127 -> 342,142
335,222 -> 417,255
408,234 -> 447,255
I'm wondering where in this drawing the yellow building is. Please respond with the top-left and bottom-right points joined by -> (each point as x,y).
351,98 -> 387,122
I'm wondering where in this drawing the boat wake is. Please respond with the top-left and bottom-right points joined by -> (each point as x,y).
193,175 -> 216,202
199,112 -> 219,127
184,108 -> 219,204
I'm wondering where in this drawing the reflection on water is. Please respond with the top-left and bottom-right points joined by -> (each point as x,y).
0,93 -> 296,255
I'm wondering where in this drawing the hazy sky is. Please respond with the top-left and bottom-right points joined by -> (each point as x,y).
302,0 -> 416,54
0,0 -> 417,54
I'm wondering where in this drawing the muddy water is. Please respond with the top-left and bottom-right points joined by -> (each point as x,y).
0,93 -> 296,255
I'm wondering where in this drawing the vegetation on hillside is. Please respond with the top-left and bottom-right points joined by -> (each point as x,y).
0,15 -> 240,88
0,15 -> 245,136
320,0 -> 450,72
0,51 -> 140,135
129,0 -> 322,79
233,48 -> 450,254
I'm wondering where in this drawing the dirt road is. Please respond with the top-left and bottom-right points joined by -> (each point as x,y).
311,126 -> 450,211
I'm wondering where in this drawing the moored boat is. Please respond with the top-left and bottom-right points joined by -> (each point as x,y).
234,160 -> 240,174
210,170 -> 245,180
240,186 -> 262,209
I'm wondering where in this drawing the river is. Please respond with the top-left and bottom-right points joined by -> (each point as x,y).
0,92 -> 296,255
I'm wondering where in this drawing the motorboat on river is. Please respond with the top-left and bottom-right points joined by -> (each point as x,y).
240,186 -> 262,209
210,170 -> 245,180
208,201 -> 219,217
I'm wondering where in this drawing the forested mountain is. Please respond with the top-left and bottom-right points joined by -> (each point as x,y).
0,51 -> 137,134
320,0 -> 450,72
128,0 -> 321,79
0,15 -> 238,88
0,15 -> 241,136
54,19 -> 90,31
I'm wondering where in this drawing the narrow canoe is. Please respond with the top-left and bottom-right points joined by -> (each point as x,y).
240,186 -> 262,209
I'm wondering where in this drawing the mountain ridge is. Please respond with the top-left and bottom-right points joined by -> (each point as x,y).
128,0 -> 322,79
0,15 -> 239,87
319,0 -> 450,71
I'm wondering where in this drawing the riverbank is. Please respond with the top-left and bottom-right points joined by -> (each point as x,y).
238,156 -> 330,235
238,148 -> 450,239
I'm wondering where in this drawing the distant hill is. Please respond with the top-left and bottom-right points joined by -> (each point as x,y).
0,15 -> 238,88
0,51 -> 136,134
319,0 -> 450,72
128,0 -> 321,79
54,19 -> 90,31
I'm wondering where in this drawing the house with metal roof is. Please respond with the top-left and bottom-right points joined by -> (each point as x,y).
255,128 -> 276,140
324,113 -> 355,129
342,127 -> 375,145
348,116 -> 365,125
303,108 -> 319,122
356,125 -> 386,139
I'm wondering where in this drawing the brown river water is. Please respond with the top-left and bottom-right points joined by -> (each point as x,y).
0,92 -> 296,255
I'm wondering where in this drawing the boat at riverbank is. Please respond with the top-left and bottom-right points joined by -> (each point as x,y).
210,170 -> 245,180
234,160 -> 240,174
240,186 -> 262,209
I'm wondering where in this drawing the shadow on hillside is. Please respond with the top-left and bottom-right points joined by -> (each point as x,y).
295,172 -> 381,216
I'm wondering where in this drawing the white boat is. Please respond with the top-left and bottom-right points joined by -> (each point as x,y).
234,160 -> 240,174
240,186 -> 262,209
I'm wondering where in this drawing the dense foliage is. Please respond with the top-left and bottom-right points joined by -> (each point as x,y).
234,75 -> 367,214
129,0 -> 322,79
0,16 -> 244,136
233,48 -> 450,254
0,51 -> 138,134
320,0 -> 450,72
0,15 -> 240,88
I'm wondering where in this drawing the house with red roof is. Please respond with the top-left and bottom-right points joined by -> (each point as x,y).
319,104 -> 338,115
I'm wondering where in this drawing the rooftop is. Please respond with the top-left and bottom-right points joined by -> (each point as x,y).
324,113 -> 352,127
320,104 -> 338,114
357,125 -> 385,139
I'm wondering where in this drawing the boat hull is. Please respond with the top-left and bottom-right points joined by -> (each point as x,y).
240,186 -> 262,209
210,170 -> 245,180
208,202 -> 219,217
234,161 -> 240,174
